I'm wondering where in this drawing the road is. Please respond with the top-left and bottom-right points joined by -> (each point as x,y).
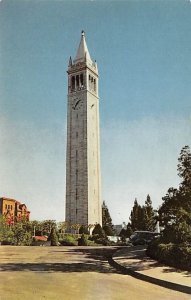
0,246 -> 190,300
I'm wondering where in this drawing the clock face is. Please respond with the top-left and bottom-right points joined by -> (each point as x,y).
72,97 -> 83,110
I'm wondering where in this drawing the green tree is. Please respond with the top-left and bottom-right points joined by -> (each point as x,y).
178,145 -> 191,192
49,227 -> 58,246
41,220 -> 57,235
92,224 -> 105,238
130,199 -> 144,231
102,201 -> 115,235
0,216 -> 14,244
126,222 -> 133,237
79,225 -> 89,234
144,195 -> 156,231
158,146 -> 191,244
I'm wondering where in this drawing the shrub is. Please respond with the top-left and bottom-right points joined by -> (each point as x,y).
147,240 -> 191,271
79,225 -> 89,235
78,233 -> 88,246
92,224 -> 105,238
49,228 -> 58,246
59,235 -> 78,246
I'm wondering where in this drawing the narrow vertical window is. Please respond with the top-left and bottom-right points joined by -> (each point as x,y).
76,75 -> 79,88
80,74 -> 84,87
89,75 -> 91,90
72,76 -> 75,90
94,79 -> 96,92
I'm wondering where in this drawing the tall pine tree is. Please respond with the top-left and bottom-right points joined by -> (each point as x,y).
102,201 -> 115,236
144,195 -> 156,231
130,199 -> 144,231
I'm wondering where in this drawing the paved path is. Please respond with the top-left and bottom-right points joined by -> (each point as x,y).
0,246 -> 190,300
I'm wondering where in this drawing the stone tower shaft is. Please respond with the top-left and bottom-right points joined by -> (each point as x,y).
65,31 -> 102,227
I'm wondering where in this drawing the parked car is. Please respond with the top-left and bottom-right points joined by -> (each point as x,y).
129,231 -> 160,246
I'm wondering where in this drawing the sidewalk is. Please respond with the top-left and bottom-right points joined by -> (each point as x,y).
111,245 -> 191,294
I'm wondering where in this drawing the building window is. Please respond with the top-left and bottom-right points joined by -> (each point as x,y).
5,204 -> 7,209
76,132 -> 78,138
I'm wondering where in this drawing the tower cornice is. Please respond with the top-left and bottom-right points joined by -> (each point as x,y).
67,64 -> 99,77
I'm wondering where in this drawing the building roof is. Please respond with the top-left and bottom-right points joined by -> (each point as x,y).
74,31 -> 92,63
0,197 -> 17,202
33,236 -> 48,241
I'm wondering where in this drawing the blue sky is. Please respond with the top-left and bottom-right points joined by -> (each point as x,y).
0,0 -> 191,224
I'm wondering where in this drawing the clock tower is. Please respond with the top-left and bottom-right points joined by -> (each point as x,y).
65,31 -> 102,228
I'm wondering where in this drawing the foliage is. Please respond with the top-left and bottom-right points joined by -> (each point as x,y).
78,233 -> 88,246
79,225 -> 89,234
41,220 -> 57,235
92,224 -> 105,238
147,146 -> 191,271
71,223 -> 81,235
130,197 -> 155,231
49,227 -> 58,246
0,216 -> 14,244
102,201 -> 115,236
119,223 -> 133,238
103,224 -> 114,236
130,199 -> 143,231
158,145 -> 191,244
59,234 -> 78,246
147,239 -> 191,271
57,221 -> 69,235
126,222 -> 133,237
144,195 -> 156,231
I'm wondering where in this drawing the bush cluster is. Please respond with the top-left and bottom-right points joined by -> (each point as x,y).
59,234 -> 78,246
147,239 -> 191,271
78,234 -> 88,246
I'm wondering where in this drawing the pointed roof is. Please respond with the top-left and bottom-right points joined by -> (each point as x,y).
74,31 -> 92,63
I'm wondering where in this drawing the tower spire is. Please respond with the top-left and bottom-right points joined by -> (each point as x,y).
74,31 -> 92,63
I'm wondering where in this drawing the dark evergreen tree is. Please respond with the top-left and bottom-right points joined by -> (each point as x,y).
79,225 -> 89,234
102,201 -> 115,235
144,195 -> 156,231
130,199 -> 144,231
92,224 -> 105,238
126,222 -> 133,237
119,228 -> 127,237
